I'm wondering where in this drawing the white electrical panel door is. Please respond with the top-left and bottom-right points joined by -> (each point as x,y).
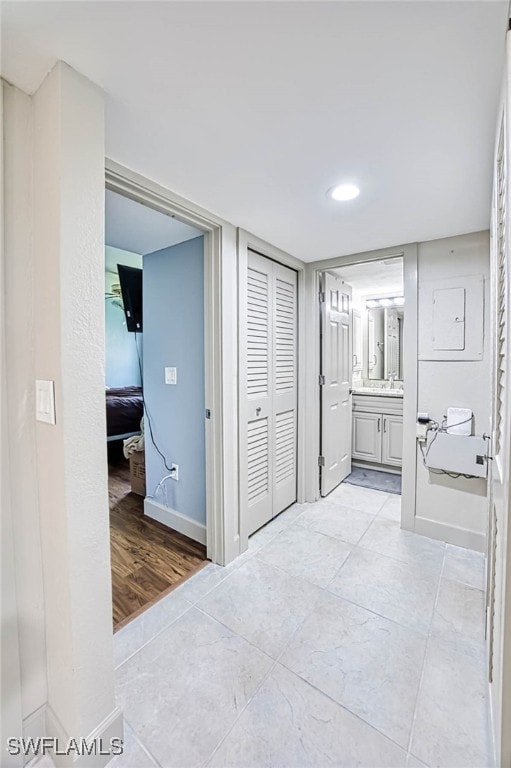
242,251 -> 298,537
432,287 -> 465,350
320,275 -> 352,496
419,274 -> 484,361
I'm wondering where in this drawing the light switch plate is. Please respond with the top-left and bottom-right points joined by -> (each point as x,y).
165,367 -> 177,385
36,379 -> 56,424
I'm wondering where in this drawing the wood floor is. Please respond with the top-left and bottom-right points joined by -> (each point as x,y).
108,447 -> 207,631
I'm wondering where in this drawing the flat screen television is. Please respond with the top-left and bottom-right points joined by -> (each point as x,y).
117,264 -> 143,332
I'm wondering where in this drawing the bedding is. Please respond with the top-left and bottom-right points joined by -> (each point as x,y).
106,386 -> 143,438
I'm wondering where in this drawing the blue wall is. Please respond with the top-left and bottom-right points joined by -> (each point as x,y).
143,236 -> 205,525
105,246 -> 143,388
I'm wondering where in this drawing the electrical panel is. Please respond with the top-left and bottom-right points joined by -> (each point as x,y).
419,274 -> 484,361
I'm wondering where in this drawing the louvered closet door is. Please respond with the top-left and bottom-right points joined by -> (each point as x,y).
487,98 -> 510,768
272,261 -> 298,514
244,251 -> 298,536
245,251 -> 273,535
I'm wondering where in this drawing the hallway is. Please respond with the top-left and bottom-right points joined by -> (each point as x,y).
111,485 -> 489,768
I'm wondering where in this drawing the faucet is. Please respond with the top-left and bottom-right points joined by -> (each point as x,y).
389,374 -> 395,390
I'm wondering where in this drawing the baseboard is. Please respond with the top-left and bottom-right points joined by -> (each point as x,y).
23,705 -> 47,766
414,515 -> 486,552
144,498 -> 207,546
46,704 -> 123,768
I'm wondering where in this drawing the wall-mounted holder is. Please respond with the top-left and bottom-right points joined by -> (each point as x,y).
423,432 -> 489,478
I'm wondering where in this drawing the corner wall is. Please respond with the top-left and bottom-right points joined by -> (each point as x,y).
414,230 -> 490,551
2,80 -> 48,739
32,61 -> 120,751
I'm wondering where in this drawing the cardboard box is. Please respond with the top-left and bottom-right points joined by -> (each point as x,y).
129,451 -> 146,496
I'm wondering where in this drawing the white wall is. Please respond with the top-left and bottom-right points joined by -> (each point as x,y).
143,237 -> 206,531
2,81 -> 48,734
32,61 -> 120,747
414,231 -> 490,551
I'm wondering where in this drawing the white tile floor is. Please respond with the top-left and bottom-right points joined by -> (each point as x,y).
111,485 -> 491,768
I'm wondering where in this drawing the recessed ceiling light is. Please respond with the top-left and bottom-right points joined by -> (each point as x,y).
328,183 -> 360,202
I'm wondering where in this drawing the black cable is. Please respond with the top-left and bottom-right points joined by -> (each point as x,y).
134,332 -> 173,473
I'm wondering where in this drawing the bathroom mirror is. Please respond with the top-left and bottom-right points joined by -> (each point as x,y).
367,304 -> 404,380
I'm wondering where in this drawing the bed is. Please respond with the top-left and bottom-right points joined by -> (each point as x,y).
106,386 -> 144,440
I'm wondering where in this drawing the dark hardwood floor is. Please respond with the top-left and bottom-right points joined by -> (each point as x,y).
108,443 -> 207,631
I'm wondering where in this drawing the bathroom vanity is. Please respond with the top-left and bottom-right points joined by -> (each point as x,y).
352,389 -> 403,470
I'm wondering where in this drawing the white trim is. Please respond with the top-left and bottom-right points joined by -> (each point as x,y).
237,229 -> 307,553
401,244 -> 418,532
144,498 -> 207,546
0,79 -> 24,768
414,516 -> 486,553
304,245 -> 419,533
22,705 -> 46,745
46,703 -> 123,768
105,160 -> 237,565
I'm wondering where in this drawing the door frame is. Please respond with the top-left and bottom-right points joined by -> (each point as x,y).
106,160 -> 237,565
237,229 -> 306,552
304,243 -> 418,532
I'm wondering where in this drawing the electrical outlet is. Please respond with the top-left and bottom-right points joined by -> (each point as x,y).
171,463 -> 179,481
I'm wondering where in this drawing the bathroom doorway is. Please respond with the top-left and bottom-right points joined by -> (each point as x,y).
320,257 -> 404,497
307,244 -> 418,530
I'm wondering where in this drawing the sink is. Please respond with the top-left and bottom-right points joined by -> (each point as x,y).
352,387 -> 403,397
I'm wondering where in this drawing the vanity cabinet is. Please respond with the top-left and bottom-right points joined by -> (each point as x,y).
381,414 -> 403,467
352,412 -> 382,462
352,394 -> 403,469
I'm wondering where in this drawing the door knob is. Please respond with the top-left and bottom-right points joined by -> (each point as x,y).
256,407 -> 262,415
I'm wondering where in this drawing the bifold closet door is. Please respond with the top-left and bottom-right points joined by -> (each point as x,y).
243,250 -> 297,537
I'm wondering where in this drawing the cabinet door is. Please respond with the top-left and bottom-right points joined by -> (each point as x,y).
352,412 -> 382,462
382,415 -> 403,466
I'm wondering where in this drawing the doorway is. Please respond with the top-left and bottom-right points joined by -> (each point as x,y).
104,184 -> 214,629
320,257 -> 405,497
306,244 -> 418,529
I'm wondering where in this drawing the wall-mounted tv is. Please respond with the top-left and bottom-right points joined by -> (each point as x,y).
117,264 -> 143,332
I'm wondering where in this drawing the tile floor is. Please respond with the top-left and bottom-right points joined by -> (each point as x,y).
110,484 -> 491,768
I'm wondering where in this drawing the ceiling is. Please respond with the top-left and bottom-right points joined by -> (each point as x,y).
2,2 -> 507,262
332,258 -> 403,296
105,189 -> 202,254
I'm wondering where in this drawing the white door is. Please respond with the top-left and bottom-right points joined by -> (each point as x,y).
320,273 -> 352,496
382,415 -> 403,467
352,412 -> 381,463
272,261 -> 298,514
487,62 -> 511,767
242,250 -> 298,536
244,251 -> 273,534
